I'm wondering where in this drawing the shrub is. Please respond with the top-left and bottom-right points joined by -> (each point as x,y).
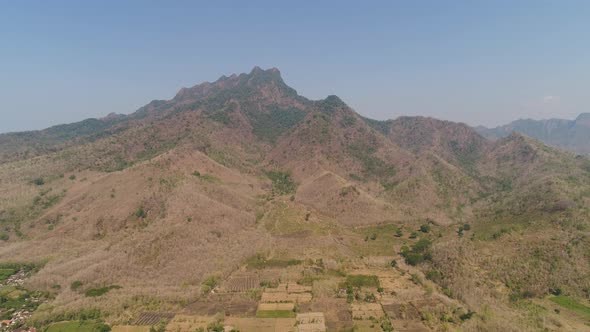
409,232 -> 418,239
401,238 -> 432,266
69,175 -> 76,180
404,253 -> 425,266
201,275 -> 219,293
395,228 -> 403,237
135,207 -> 147,219
459,310 -> 475,321
32,178 -> 45,186
419,224 -> 431,233
207,321 -> 225,332
97,323 -> 112,332
149,321 -> 166,332
266,171 -> 296,195
364,292 -> 376,302
0,233 -> 8,241
390,260 -> 397,268
426,270 -> 442,283
85,285 -> 121,297
346,285 -> 354,303
259,280 -> 279,288
70,281 -> 83,291
463,223 -> 471,231
380,318 -> 394,332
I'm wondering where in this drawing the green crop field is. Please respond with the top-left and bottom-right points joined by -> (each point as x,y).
255,310 -> 296,318
46,321 -> 110,332
550,296 -> 590,320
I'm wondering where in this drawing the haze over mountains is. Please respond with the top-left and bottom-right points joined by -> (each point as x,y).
476,113 -> 590,155
0,67 -> 589,331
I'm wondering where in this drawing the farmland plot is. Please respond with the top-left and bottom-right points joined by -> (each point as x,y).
351,303 -> 384,320
165,314 -> 215,331
222,274 -> 260,292
296,312 -> 326,332
260,283 -> 313,303
133,312 -> 175,325
225,317 -> 296,332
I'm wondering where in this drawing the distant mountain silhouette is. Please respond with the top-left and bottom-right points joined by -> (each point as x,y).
476,113 -> 590,155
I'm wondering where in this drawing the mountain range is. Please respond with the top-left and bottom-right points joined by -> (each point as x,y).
476,113 -> 590,155
0,67 -> 589,331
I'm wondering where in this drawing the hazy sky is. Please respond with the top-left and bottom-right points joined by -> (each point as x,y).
1,1 -> 589,133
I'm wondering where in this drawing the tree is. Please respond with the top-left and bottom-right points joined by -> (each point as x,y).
401,238 -> 432,266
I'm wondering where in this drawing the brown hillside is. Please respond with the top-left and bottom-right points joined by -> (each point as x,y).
1,67 -> 589,331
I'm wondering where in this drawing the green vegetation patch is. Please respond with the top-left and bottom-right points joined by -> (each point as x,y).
261,201 -> 330,236
84,285 -> 121,297
360,116 -> 390,135
0,268 -> 16,281
256,310 -> 296,318
343,275 -> 380,288
246,254 -> 302,269
353,224 -> 405,256
0,262 -> 42,274
201,275 -> 219,293
0,286 -> 47,320
192,171 -> 221,183
71,281 -> 83,291
401,238 -> 432,266
347,143 -> 396,180
248,105 -> 306,142
46,320 -> 111,332
550,295 -> 590,320
266,171 -> 296,195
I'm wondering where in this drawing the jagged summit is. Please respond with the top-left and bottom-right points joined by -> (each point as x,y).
174,66 -> 290,102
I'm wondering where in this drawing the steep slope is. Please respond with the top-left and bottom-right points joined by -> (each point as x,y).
477,113 -> 590,155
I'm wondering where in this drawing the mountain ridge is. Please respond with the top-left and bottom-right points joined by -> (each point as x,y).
0,67 -> 589,331
476,113 -> 590,155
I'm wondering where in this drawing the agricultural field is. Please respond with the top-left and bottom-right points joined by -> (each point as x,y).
549,295 -> 590,321
222,274 -> 260,292
133,312 -> 175,326
111,326 -> 150,332
164,315 -> 214,332
224,317 -> 296,332
46,320 -> 110,332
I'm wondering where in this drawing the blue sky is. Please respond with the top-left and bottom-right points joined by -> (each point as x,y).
1,1 -> 589,133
